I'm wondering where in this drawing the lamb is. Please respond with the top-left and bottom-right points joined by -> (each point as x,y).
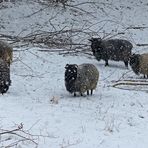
0,40 -> 13,66
65,63 -> 99,96
129,53 -> 148,78
89,38 -> 133,67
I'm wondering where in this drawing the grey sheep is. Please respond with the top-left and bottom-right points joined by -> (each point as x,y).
65,63 -> 99,96
89,38 -> 133,67
129,53 -> 148,78
0,58 -> 11,94
0,40 -> 13,66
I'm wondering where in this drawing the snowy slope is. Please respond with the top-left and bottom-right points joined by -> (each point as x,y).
0,0 -> 148,148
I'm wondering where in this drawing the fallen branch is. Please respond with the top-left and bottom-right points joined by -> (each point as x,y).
136,43 -> 148,46
112,79 -> 148,83
0,29 -> 90,48
111,79 -> 148,92
0,123 -> 38,147
127,26 -> 148,30
112,81 -> 148,87
0,123 -> 23,135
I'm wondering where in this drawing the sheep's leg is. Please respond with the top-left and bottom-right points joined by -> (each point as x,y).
87,90 -> 89,95
74,92 -> 76,97
91,89 -> 93,95
144,75 -> 146,79
124,61 -> 128,68
105,60 -> 109,66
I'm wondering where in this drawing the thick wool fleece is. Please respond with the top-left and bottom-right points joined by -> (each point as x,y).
0,58 -> 11,94
65,63 -> 99,96
0,40 -> 13,66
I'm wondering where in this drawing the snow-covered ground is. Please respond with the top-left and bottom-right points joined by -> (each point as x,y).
1,0 -> 148,148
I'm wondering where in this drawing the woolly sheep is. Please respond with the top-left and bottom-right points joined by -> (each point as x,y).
89,38 -> 133,67
0,40 -> 13,66
0,58 -> 11,94
65,63 -> 99,96
129,53 -> 148,78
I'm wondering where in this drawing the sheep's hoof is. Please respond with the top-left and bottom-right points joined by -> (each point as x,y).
87,90 -> 89,95
91,90 -> 93,95
74,93 -> 76,97
105,63 -> 109,66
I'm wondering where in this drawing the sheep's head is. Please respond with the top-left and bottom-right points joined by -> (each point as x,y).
0,79 -> 11,95
129,54 -> 140,75
89,37 -> 102,50
65,64 -> 78,93
89,38 -> 102,60
65,64 -> 78,83
89,37 -> 102,43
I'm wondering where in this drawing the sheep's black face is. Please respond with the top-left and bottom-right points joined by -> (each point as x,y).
0,79 -> 11,94
89,38 -> 102,51
94,48 -> 102,61
65,64 -> 78,81
89,38 -> 102,61
129,54 -> 140,66
129,54 -> 140,75
65,64 -> 78,93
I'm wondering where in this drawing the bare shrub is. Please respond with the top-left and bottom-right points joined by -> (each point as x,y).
38,0 -> 72,8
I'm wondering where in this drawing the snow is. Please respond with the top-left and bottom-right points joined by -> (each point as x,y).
1,0 -> 148,148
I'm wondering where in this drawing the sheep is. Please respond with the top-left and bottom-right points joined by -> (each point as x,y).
65,63 -> 99,96
0,58 -> 11,94
0,40 -> 13,66
129,53 -> 148,78
89,37 -> 133,67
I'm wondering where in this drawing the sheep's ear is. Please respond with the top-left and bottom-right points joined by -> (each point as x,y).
97,38 -> 102,42
130,54 -> 134,58
74,64 -> 78,68
65,64 -> 69,69
88,38 -> 93,42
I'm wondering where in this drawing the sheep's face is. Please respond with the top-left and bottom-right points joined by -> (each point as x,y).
129,54 -> 139,65
89,38 -> 102,51
65,64 -> 78,83
129,54 -> 140,75
65,64 -> 78,93
89,38 -> 102,61
0,79 -> 11,94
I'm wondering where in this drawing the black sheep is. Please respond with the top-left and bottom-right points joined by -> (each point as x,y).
0,58 -> 11,94
89,38 -> 133,67
65,63 -> 99,96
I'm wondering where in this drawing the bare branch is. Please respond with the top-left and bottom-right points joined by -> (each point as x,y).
111,79 -> 148,92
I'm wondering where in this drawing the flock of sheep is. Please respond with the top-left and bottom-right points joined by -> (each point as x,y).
65,38 -> 148,96
0,38 -> 148,96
